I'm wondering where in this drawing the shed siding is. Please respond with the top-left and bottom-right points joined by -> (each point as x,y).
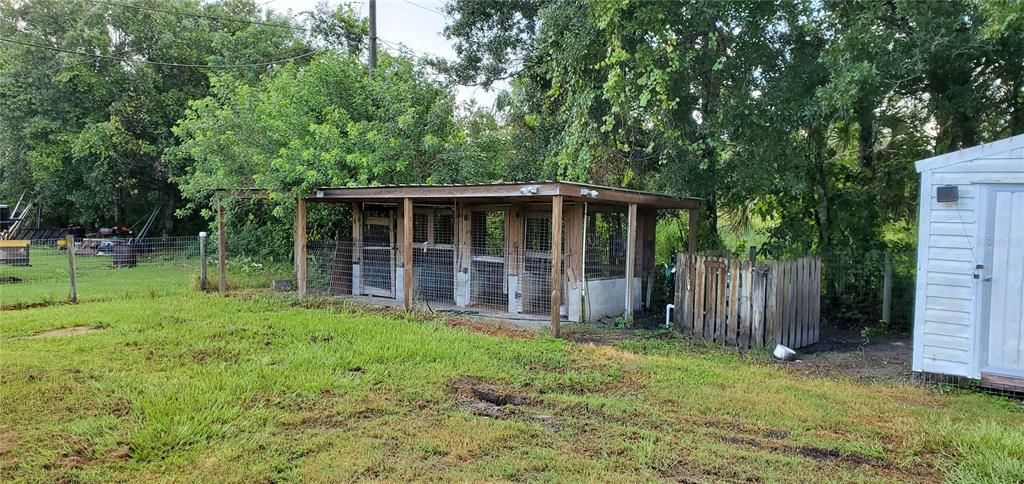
915,148 -> 1024,378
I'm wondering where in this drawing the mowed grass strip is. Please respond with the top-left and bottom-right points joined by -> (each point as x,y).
1,293 -> 1022,482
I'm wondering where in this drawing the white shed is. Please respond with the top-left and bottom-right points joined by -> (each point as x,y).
914,134 -> 1024,391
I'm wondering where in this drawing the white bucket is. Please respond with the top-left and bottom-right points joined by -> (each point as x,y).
773,344 -> 797,361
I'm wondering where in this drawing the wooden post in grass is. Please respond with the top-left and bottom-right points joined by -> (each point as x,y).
199,232 -> 208,290
218,204 -> 227,295
66,234 -> 77,303
550,195 -> 563,337
624,203 -> 638,318
295,198 -> 307,299
402,197 -> 414,310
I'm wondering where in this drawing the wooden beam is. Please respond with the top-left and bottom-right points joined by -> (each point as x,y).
687,207 -> 699,253
218,204 -> 227,295
550,195 -> 563,337
624,203 -> 638,316
403,197 -> 414,310
559,182 -> 701,209
295,198 -> 307,298
314,184 -> 562,201
310,182 -> 701,210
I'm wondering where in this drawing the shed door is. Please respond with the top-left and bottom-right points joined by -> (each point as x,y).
982,186 -> 1024,376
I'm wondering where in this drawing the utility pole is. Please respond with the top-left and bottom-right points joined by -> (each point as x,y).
368,0 -> 377,72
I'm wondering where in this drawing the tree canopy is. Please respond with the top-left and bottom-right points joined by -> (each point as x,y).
441,0 -> 1024,256
2,0 -> 1022,265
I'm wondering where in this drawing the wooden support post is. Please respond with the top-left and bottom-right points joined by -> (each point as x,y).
506,204 -> 524,313
66,235 -> 77,303
882,251 -> 892,323
688,207 -> 699,253
199,231 -> 208,290
295,198 -> 307,298
455,201 -> 473,306
565,203 -> 585,322
352,202 -> 363,295
403,197 -> 414,310
218,204 -> 227,295
550,195 -> 563,337
624,203 -> 638,317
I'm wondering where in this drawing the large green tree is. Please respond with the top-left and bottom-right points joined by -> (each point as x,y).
0,0 -> 323,233
440,0 -> 1024,258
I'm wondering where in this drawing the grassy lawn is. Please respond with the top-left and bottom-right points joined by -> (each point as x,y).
1,293 -> 1022,482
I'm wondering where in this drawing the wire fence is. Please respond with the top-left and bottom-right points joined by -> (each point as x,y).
0,235 -> 290,309
307,240 -> 630,317
819,248 -> 917,332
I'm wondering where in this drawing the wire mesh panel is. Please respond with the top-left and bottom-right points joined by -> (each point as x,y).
362,216 -> 395,297
521,215 -> 554,315
585,211 -> 627,279
470,210 -> 506,309
0,235 -> 248,308
0,238 -> 68,307
413,207 -> 455,304
307,240 -> 354,296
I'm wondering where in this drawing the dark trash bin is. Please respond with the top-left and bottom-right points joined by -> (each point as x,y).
113,241 -> 137,268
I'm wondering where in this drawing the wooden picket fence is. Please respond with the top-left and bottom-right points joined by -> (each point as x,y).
674,253 -> 821,350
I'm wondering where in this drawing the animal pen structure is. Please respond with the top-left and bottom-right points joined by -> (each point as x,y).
278,182 -> 701,335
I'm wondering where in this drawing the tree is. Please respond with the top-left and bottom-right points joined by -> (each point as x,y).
440,0 -> 1024,259
0,0 -> 316,233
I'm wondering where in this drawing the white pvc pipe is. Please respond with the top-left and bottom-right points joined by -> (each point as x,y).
665,304 -> 675,327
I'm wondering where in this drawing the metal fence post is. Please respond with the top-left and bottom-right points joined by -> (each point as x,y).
882,251 -> 892,323
199,231 -> 208,290
66,235 -> 78,303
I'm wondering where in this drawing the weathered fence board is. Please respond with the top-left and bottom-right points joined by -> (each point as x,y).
674,254 -> 821,350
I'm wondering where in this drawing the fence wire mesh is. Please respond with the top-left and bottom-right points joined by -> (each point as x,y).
0,235 -> 289,308
306,240 -> 576,317
820,249 -> 917,331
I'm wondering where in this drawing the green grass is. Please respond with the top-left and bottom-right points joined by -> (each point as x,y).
1,292 -> 1022,482
0,247 -> 289,308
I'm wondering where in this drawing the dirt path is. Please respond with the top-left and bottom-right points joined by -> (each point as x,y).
780,328 -> 913,382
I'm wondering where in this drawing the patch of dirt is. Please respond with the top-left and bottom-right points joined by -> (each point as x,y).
450,376 -> 559,428
1,300 -> 71,311
52,455 -> 91,469
443,317 -> 535,340
104,446 -> 130,461
561,326 -> 651,346
780,328 -> 913,382
699,416 -> 942,482
30,325 -> 100,338
0,432 -> 17,455
663,457 -> 764,483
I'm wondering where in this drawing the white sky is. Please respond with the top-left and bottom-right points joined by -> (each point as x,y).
264,0 -> 505,108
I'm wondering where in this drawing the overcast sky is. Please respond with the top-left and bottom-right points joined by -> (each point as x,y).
264,0 -> 504,108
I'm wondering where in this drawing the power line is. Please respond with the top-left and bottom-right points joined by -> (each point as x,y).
400,0 -> 447,18
0,37 -> 318,69
377,37 -> 433,60
81,0 -> 310,32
